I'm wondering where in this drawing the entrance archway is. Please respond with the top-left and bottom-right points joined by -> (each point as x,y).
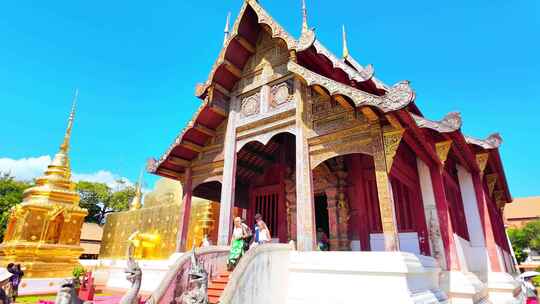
234,132 -> 296,243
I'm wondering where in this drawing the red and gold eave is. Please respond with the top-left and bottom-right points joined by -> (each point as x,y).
147,0 -> 512,207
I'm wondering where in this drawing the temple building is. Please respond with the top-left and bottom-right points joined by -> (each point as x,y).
146,0 -> 521,303
0,92 -> 88,279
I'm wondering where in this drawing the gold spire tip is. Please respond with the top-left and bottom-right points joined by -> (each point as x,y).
342,25 -> 349,59
60,89 -> 78,153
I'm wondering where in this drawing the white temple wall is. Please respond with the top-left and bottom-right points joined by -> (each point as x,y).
287,251 -> 447,304
454,234 -> 471,272
456,166 -> 485,247
456,165 -> 489,275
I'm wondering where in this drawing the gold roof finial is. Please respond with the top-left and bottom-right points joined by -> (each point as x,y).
342,25 -> 350,59
60,89 -> 78,153
223,12 -> 231,46
130,167 -> 144,210
301,0 -> 308,33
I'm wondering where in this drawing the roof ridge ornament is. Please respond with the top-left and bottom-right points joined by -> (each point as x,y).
342,25 -> 349,59
411,111 -> 462,133
223,12 -> 231,46
465,133 -> 503,149
302,0 -> 308,33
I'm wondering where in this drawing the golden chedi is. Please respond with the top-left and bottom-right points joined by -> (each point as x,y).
100,177 -> 219,260
0,92 -> 88,278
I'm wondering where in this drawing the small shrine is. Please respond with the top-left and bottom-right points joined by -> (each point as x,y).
0,92 -> 88,278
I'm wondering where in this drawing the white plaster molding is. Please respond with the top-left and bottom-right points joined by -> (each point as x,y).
439,271 -> 489,304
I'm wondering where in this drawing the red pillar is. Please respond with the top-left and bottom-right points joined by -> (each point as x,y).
471,172 -> 502,272
430,166 -> 461,270
176,166 -> 193,252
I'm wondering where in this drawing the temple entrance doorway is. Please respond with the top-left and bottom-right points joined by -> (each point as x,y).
234,133 -> 296,243
314,194 -> 330,248
250,184 -> 281,241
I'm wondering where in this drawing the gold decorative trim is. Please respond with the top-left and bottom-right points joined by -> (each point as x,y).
383,127 -> 405,173
476,153 -> 489,176
486,173 -> 498,196
435,140 -> 453,166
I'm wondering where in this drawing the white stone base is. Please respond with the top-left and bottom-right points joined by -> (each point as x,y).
486,272 -> 524,304
439,271 -> 489,304
18,277 -> 68,296
80,254 -> 180,295
287,251 -> 448,304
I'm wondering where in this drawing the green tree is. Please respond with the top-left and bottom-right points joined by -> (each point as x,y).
508,220 -> 540,264
0,173 -> 32,242
76,180 -> 135,224
522,221 -> 540,252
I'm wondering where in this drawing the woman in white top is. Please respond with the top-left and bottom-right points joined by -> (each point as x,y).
252,213 -> 271,247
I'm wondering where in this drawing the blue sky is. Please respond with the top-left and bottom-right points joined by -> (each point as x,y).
0,0 -> 538,197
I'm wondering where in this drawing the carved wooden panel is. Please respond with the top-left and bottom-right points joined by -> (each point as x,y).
270,79 -> 294,108
309,125 -> 373,169
240,93 -> 261,118
308,89 -> 367,137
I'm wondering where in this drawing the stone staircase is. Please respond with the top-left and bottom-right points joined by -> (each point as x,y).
208,271 -> 231,304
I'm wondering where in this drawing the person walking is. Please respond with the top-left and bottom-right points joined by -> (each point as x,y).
227,217 -> 250,271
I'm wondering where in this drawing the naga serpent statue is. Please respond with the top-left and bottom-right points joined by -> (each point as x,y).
119,244 -> 143,304
176,248 -> 209,304
54,279 -> 91,304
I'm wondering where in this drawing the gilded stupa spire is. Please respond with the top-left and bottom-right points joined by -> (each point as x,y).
342,25 -> 350,59
130,168 -> 144,210
60,89 -> 78,153
223,12 -> 231,46
301,0 -> 309,33
22,89 -> 82,206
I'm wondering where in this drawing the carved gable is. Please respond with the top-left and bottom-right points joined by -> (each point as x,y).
236,29 -> 289,94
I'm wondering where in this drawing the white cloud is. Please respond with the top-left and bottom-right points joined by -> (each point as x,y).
0,156 -> 135,189
0,156 -> 51,181
72,171 -> 134,190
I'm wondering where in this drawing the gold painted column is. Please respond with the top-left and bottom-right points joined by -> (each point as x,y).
294,76 -> 316,251
176,166 -> 193,252
217,98 -> 238,246
371,123 -> 402,251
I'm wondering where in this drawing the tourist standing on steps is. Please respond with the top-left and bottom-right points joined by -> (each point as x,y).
6,264 -> 23,303
251,214 -> 271,248
227,217 -> 250,271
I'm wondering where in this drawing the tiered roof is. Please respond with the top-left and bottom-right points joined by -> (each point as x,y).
148,0 -> 511,205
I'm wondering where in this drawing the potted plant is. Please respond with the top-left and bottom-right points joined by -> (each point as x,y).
72,266 -> 86,291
